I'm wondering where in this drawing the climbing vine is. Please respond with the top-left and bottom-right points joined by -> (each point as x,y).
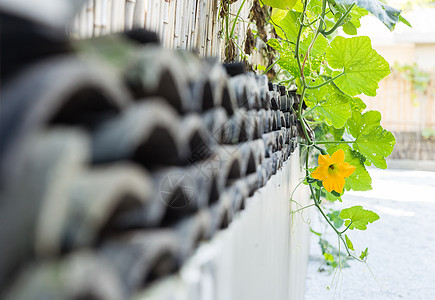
261,0 -> 410,270
222,0 -> 411,271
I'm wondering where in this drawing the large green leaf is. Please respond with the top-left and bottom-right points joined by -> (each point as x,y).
347,110 -> 396,169
326,36 -> 390,96
339,206 -> 380,230
306,83 -> 351,129
327,144 -> 372,191
262,0 -> 297,10
335,0 -> 401,30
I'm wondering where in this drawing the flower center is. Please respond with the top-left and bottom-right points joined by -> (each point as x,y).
328,164 -> 337,174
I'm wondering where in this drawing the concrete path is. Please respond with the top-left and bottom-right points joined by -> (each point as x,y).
304,168 -> 435,300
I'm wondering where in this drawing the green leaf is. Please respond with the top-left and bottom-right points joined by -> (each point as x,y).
316,92 -> 352,129
355,125 -> 396,169
399,15 -> 412,28
339,206 -> 380,230
327,210 -> 344,228
347,110 -> 396,169
335,0 -> 402,30
266,38 -> 283,51
324,253 -> 335,263
349,6 -> 369,28
325,189 -> 342,202
278,50 -> 302,78
342,21 -> 357,35
272,10 -> 300,41
359,247 -> 369,260
262,0 -> 297,10
345,234 -> 355,251
347,110 -> 380,138
326,36 -> 391,97
327,144 -> 372,191
306,83 -> 352,129
349,96 -> 366,112
303,33 -> 329,57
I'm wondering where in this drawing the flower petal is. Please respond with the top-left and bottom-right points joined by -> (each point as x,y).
331,149 -> 345,164
323,173 -> 345,193
318,154 -> 332,166
336,162 -> 356,178
311,166 -> 329,180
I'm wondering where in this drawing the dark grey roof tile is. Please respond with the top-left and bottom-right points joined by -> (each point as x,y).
5,251 -> 124,300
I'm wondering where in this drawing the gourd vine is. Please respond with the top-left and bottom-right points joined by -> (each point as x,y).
222,0 -> 411,271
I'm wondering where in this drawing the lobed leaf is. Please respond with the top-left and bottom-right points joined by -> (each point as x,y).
326,36 -> 390,97
339,206 -> 380,230
347,110 -> 396,169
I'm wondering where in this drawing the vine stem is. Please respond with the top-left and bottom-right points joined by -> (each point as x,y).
230,0 -> 247,38
292,203 -> 316,214
297,86 -> 314,145
262,57 -> 279,75
301,0 -> 327,77
315,140 -> 356,144
306,72 -> 344,89
295,0 -> 309,81
322,4 -> 356,36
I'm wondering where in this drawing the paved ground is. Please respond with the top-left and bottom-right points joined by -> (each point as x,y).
304,168 -> 435,300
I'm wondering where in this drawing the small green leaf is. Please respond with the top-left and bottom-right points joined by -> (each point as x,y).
257,64 -> 266,72
325,189 -> 342,202
326,36 -> 390,96
339,206 -> 380,230
335,0 -> 402,30
349,6 -> 369,28
266,38 -> 282,51
342,21 -> 357,35
345,234 -> 355,251
399,15 -> 412,28
359,247 -> 369,260
327,211 -> 344,228
324,253 -> 335,263
262,0 -> 297,10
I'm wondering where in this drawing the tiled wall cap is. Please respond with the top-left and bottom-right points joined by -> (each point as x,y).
92,100 -> 184,166
0,128 -> 89,289
57,164 -> 154,253
0,56 -> 129,181
100,230 -> 178,296
4,251 -> 124,300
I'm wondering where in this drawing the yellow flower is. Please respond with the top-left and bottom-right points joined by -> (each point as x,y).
311,149 -> 356,194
